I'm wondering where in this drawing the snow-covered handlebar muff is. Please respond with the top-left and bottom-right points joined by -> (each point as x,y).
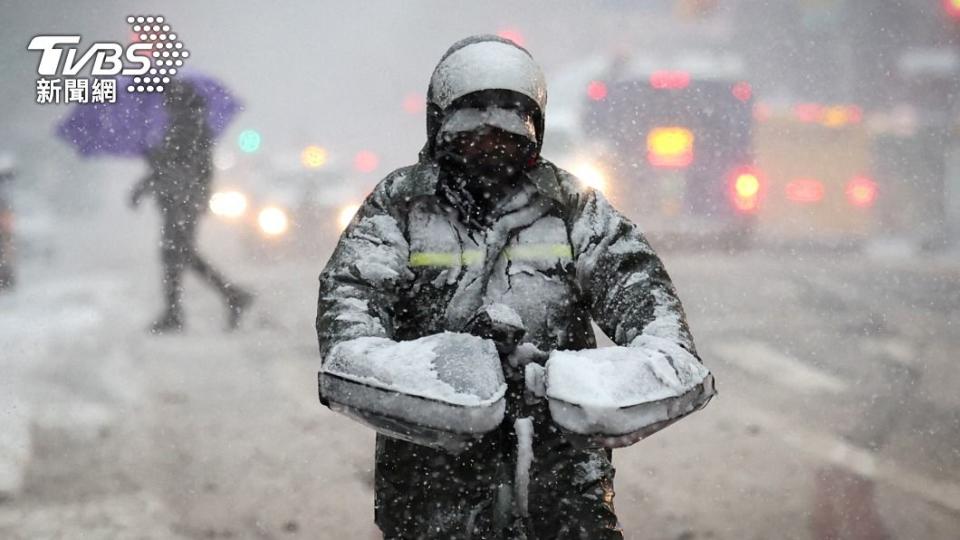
319,332 -> 507,453
533,337 -> 715,448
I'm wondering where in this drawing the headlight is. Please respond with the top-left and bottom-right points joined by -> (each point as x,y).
569,161 -> 608,194
209,191 -> 248,219
258,206 -> 290,237
337,203 -> 360,230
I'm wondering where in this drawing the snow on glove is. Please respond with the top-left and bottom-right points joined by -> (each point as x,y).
319,332 -> 507,453
538,336 -> 715,448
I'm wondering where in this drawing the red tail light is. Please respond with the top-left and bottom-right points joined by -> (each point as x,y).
650,71 -> 691,90
846,106 -> 863,124
945,0 -> 960,19
587,80 -> 608,101
732,81 -> 752,102
354,150 -> 380,173
785,178 -> 825,204
846,176 -> 877,208
794,103 -> 824,123
496,28 -> 526,46
730,168 -> 763,213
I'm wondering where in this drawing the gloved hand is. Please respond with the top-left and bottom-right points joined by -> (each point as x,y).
524,361 -> 547,403
463,303 -> 526,356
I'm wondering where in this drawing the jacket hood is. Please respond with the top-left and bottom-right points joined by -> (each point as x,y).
422,35 -> 547,160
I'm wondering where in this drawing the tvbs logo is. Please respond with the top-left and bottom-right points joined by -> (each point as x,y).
28,15 -> 189,104
28,35 -> 152,77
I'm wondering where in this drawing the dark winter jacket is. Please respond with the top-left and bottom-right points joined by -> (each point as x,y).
317,159 -> 698,359
316,35 -> 706,539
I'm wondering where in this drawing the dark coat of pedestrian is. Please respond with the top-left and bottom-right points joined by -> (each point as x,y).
131,80 -> 251,333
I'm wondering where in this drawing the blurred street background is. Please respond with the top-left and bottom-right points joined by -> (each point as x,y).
1,1 -> 959,538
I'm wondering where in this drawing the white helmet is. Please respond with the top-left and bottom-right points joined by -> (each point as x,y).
423,35 -> 548,158
428,36 -> 547,113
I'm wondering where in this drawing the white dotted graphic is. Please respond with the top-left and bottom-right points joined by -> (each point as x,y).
126,15 -> 188,93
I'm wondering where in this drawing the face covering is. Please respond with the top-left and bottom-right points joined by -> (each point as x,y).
435,126 -> 538,228
437,126 -> 536,185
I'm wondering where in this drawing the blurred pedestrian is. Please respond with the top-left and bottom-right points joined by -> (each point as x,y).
130,80 -> 252,333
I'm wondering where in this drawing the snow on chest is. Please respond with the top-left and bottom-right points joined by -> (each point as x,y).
407,208 -> 572,276
504,216 -> 572,274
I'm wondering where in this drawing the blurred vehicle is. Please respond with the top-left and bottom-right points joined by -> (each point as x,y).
209,164 -> 366,258
0,156 -> 15,291
752,102 -> 878,245
578,52 -> 756,247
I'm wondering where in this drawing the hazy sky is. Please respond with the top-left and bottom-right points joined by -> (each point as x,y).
1,1 -> 726,177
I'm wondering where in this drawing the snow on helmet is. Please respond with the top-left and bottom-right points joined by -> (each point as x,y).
428,36 -> 547,112
423,35 -> 548,159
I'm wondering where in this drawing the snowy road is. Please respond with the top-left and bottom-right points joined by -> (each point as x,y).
1,214 -> 959,539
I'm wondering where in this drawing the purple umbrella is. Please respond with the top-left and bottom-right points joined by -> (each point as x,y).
56,73 -> 241,157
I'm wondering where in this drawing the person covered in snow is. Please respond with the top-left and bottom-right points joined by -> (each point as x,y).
316,35 -> 713,539
130,80 -> 252,333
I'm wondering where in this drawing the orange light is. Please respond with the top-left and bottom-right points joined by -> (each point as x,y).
300,145 -> 328,169
587,80 -> 608,101
730,169 -> 762,213
785,178 -> 825,203
821,105 -> 862,128
647,127 -> 694,168
846,176 -> 877,208
793,103 -> 863,127
822,106 -> 850,127
650,70 -> 691,90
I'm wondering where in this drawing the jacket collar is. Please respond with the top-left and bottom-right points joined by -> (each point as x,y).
403,158 -> 563,206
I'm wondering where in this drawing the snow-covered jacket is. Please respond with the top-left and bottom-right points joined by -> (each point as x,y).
315,34 -> 711,539
316,158 -> 700,361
